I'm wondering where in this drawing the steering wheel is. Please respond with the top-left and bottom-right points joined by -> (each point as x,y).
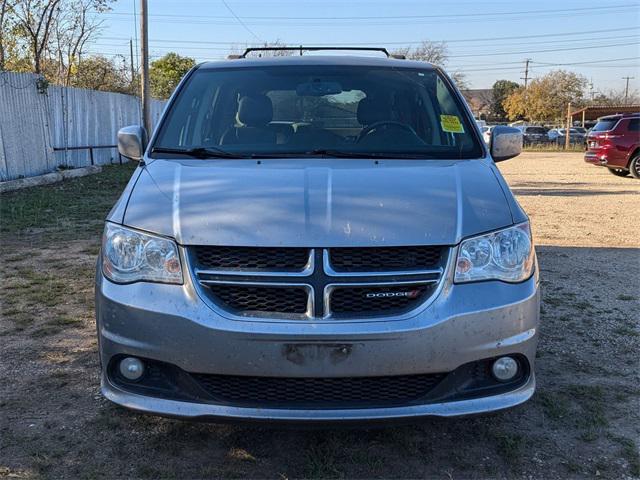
357,121 -> 418,143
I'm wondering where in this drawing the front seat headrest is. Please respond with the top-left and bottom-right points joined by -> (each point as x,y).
357,96 -> 391,126
237,95 -> 273,127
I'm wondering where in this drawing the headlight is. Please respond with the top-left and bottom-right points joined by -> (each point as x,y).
455,222 -> 534,283
102,223 -> 183,284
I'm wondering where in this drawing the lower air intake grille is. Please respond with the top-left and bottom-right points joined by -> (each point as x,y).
205,284 -> 308,316
329,246 -> 443,272
330,283 -> 433,316
192,246 -> 310,272
191,372 -> 446,408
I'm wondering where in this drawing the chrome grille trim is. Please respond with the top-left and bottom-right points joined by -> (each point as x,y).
187,246 -> 450,321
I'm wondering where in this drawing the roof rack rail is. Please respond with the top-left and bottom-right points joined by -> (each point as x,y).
230,46 -> 404,59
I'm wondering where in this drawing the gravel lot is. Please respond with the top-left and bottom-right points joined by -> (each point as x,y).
0,151 -> 638,479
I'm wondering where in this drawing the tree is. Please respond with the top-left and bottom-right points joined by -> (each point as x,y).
228,39 -> 295,58
70,54 -> 130,93
2,0 -> 112,81
149,52 -> 195,99
52,0 -> 110,85
503,70 -> 587,123
394,41 -> 448,65
0,0 -> 8,69
9,0 -> 61,74
592,88 -> 640,106
491,80 -> 520,121
393,40 -> 467,90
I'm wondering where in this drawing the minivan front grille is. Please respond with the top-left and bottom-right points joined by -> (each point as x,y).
189,247 -> 446,320
329,283 -> 433,316
192,246 -> 310,272
191,372 -> 446,408
328,246 -> 442,272
205,284 -> 309,316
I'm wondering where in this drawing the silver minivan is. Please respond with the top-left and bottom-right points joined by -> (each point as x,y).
97,49 -> 538,422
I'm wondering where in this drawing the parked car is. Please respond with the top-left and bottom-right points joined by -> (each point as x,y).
519,126 -> 548,145
481,125 -> 495,144
547,128 -> 561,142
99,50 -> 537,422
549,128 -> 585,145
585,113 -> 640,178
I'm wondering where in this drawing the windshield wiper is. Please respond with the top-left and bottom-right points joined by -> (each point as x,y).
151,146 -> 244,159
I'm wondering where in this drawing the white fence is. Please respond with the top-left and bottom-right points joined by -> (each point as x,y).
0,71 -> 166,181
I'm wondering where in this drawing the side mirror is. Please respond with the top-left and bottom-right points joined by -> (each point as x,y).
490,126 -> 522,162
117,125 -> 147,161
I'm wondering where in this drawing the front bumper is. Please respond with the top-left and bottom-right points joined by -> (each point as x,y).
101,372 -> 535,422
96,256 -> 540,421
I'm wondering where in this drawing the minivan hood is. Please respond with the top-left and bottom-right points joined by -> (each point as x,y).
121,158 -> 514,247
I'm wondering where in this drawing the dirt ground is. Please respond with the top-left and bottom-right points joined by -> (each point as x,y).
0,152 -> 638,479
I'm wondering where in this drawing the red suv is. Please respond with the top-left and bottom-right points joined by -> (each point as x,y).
585,113 -> 640,179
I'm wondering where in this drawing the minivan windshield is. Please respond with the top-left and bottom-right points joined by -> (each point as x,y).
152,65 -> 483,159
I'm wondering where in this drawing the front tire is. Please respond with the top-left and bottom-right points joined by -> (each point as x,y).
629,154 -> 640,179
608,168 -> 630,178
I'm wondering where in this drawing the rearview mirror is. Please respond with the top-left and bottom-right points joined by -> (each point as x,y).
296,81 -> 342,97
117,125 -> 147,161
490,126 -> 522,162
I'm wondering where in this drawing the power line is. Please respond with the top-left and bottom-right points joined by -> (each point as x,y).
80,47 -> 639,76
95,3 -> 636,20
452,56 -> 640,69
532,57 -> 640,67
446,41 -> 639,58
88,38 -> 640,60
96,27 -> 639,48
91,33 -> 638,53
95,7 -> 636,26
220,0 -> 262,42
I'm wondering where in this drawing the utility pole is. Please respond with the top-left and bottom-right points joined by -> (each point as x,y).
521,58 -> 531,89
565,102 -> 571,150
140,0 -> 151,135
129,38 -> 135,94
622,76 -> 634,105
520,58 -> 531,121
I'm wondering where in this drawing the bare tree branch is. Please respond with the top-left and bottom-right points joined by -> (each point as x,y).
8,0 -> 109,76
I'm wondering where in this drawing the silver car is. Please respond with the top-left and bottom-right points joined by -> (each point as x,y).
97,51 -> 539,422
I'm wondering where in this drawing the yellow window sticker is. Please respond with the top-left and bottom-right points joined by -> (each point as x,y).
440,115 -> 465,133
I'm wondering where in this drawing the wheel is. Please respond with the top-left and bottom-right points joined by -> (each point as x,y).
608,168 -> 630,177
629,154 -> 640,179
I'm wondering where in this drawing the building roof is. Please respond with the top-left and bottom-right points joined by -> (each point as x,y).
570,105 -> 640,121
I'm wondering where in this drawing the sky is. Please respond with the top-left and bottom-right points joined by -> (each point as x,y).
87,0 -> 640,92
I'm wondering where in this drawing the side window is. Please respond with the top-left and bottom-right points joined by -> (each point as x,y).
435,76 -> 475,150
627,119 -> 640,132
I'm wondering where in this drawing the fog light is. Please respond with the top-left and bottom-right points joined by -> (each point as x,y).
492,356 -> 519,382
119,357 -> 144,380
